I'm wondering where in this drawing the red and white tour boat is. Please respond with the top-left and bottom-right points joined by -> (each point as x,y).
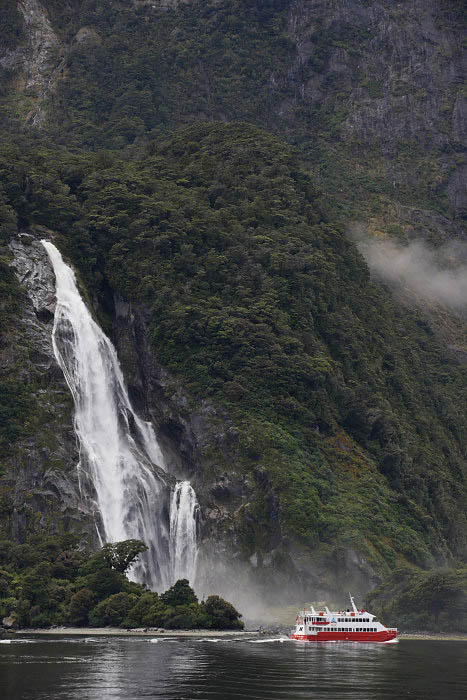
290,593 -> 397,643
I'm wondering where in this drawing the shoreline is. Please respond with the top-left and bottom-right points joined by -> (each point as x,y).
11,627 -> 252,637
398,633 -> 467,642
8,628 -> 467,641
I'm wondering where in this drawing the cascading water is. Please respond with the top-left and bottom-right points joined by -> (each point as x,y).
41,240 -> 198,590
170,481 -> 199,585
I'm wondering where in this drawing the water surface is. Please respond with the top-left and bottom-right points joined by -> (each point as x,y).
1,636 -> 465,699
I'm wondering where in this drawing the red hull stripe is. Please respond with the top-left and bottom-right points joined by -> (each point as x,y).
290,631 -> 397,643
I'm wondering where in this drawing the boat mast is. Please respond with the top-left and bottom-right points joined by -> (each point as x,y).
349,592 -> 358,613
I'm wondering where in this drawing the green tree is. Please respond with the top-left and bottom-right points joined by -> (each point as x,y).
68,588 -> 95,626
88,592 -> 137,627
122,591 -> 159,628
161,579 -> 198,607
100,540 -> 148,574
202,595 -> 244,629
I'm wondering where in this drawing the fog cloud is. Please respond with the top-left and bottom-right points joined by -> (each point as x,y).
358,238 -> 467,313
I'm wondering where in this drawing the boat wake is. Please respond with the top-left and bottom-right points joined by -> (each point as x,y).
249,637 -> 290,644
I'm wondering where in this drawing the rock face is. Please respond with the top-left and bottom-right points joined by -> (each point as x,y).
9,234 -> 56,320
2,0 -> 464,217
0,0 -> 64,125
283,0 -> 465,215
3,234 -> 93,543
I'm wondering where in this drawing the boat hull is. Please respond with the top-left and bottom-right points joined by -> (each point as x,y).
290,630 -> 397,643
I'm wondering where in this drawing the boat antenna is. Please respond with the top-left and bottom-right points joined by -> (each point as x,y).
310,604 -> 317,615
349,592 -> 358,614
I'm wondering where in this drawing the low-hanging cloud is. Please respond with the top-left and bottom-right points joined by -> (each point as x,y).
357,237 -> 467,314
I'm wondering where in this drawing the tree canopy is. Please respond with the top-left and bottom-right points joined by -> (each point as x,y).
0,536 -> 242,630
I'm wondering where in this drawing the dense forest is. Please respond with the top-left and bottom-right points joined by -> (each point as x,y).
0,537 -> 243,629
0,0 -> 465,631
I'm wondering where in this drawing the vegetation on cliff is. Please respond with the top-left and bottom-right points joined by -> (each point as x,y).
1,0 -> 463,232
0,0 -> 465,607
0,536 -> 243,630
365,566 -> 467,633
0,124 -> 465,586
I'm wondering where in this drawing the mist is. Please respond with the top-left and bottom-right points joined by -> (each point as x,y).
357,237 -> 467,314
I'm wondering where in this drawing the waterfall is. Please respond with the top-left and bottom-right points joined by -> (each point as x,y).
41,240 -> 198,591
170,481 -> 199,585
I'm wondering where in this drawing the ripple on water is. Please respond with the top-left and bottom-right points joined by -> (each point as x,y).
0,637 -> 466,700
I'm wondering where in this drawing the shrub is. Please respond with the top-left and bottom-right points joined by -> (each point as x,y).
68,588 -> 95,626
162,603 -> 209,630
202,595 -> 244,630
161,579 -> 198,607
88,592 -> 137,627
122,592 -> 159,628
77,566 -> 128,601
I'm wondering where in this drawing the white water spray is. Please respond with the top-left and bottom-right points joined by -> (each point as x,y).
41,240 -> 198,590
170,481 -> 199,585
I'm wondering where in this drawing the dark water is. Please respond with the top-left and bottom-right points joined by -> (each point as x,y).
1,635 -> 466,700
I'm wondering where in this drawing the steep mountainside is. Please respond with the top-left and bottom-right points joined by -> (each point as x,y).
0,1 -> 465,613
1,1 -> 465,231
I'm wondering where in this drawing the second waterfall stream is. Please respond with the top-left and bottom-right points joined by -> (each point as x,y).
41,240 -> 199,591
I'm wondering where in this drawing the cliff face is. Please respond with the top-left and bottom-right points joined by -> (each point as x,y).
2,234 -> 305,608
1,1 -> 463,226
2,230 -> 380,607
0,1 -> 465,608
1,235 -> 90,542
0,0 -> 64,125
283,0 -> 466,227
